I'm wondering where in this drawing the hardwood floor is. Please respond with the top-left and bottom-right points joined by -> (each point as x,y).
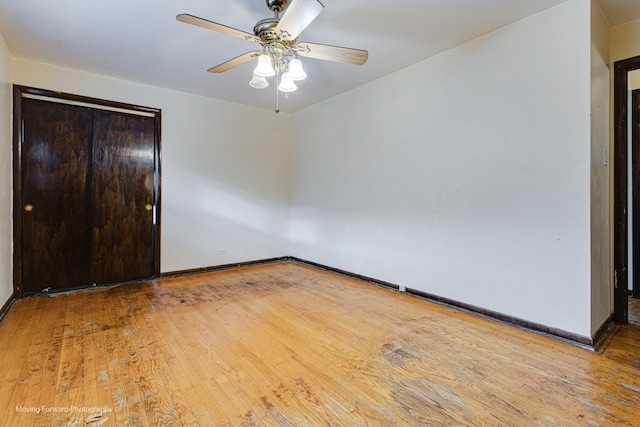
0,261 -> 639,426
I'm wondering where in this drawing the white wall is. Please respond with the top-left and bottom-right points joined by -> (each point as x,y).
290,0 -> 593,337
611,18 -> 640,63
0,33 -> 13,306
590,0 -> 611,333
12,60 -> 291,273
630,70 -> 640,90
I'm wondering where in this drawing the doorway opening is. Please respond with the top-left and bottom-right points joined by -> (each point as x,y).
613,55 -> 640,324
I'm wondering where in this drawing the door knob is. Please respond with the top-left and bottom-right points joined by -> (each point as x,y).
24,204 -> 34,212
145,204 -> 152,211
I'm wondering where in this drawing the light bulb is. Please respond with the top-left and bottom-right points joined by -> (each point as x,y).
249,72 -> 269,89
278,72 -> 297,93
288,58 -> 307,81
254,54 -> 275,77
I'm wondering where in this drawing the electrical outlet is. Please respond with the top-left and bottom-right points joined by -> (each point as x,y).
218,248 -> 227,255
362,259 -> 369,265
399,285 -> 407,292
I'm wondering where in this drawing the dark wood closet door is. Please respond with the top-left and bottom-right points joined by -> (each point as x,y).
90,110 -> 155,284
15,86 -> 161,297
21,99 -> 93,293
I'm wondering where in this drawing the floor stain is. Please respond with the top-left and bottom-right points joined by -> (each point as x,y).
295,378 -> 322,406
65,415 -> 83,426
122,326 -> 137,336
85,410 -> 110,426
620,383 -> 640,393
272,383 -> 290,408
97,369 -> 108,385
260,395 -> 275,410
145,278 -> 298,309
242,410 -> 260,426
381,343 -> 420,368
271,411 -> 292,427
573,396 -> 612,415
391,379 -> 472,425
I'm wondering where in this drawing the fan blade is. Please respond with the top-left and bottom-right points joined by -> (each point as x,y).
177,14 -> 259,43
208,51 -> 262,73
296,42 -> 368,66
275,0 -> 324,41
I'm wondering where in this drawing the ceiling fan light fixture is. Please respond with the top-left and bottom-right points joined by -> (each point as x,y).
287,58 -> 307,81
278,72 -> 297,92
254,53 -> 275,77
177,0 -> 369,112
249,72 -> 269,89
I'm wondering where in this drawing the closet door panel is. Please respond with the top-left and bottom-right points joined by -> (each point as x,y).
90,110 -> 155,284
21,99 -> 93,293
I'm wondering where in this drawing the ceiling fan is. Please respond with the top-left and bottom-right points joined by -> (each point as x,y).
177,0 -> 368,108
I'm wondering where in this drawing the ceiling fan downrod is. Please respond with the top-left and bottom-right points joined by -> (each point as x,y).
266,0 -> 288,18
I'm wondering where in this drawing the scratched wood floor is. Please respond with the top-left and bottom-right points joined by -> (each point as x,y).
0,262 -> 639,426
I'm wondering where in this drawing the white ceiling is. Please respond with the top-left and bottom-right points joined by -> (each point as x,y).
0,0 -> 639,113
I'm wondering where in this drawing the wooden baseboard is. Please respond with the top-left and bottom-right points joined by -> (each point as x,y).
591,316 -> 616,350
288,257 -> 401,290
404,287 -> 601,350
289,257 -> 608,351
0,295 -> 16,323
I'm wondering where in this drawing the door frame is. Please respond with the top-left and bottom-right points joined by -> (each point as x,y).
613,56 -> 640,324
633,89 -> 640,300
12,85 -> 162,297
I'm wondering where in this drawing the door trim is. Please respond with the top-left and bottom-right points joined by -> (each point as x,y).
613,56 -> 640,324
12,85 -> 162,297
633,89 -> 640,299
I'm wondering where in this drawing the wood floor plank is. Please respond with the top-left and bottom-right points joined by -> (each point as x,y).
198,301 -> 367,426
113,290 -> 201,426
221,283 -> 415,425
0,261 -> 639,426
148,275 -> 267,426
51,291 -> 86,426
156,311 -> 238,426
81,289 -> 117,426
6,295 -> 69,427
99,286 -> 151,427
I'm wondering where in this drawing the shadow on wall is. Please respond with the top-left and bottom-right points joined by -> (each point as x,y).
161,171 -> 289,272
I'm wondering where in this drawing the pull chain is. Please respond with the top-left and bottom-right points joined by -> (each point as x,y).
275,66 -> 280,113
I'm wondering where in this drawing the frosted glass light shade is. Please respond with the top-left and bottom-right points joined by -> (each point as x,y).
287,58 -> 306,81
249,72 -> 269,89
278,72 -> 297,92
254,54 -> 275,77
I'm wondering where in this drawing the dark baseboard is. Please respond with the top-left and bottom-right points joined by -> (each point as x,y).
0,294 -> 16,323
161,257 -> 290,279
288,257 -> 402,290
288,257 -> 608,351
404,287 -> 606,351
591,316 -> 616,351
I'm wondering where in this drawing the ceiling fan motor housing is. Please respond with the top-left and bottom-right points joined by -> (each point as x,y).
254,17 -> 296,57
